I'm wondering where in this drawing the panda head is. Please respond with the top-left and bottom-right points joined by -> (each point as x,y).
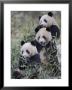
35,27 -> 52,46
39,12 -> 58,27
20,41 -> 38,59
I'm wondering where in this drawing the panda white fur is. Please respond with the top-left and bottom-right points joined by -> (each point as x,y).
35,27 -> 52,47
38,12 -> 60,38
20,41 -> 38,59
34,27 -> 52,65
34,26 -> 59,65
19,41 -> 40,70
12,41 -> 40,79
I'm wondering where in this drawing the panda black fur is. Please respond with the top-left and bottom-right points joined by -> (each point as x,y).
34,26 -> 59,65
38,12 -> 60,38
34,26 -> 52,52
13,41 -> 40,79
19,41 -> 40,70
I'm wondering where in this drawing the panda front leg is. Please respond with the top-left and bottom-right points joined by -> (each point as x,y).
40,48 -> 48,65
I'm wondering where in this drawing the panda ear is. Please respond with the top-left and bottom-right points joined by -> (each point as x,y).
31,40 -> 36,46
48,12 -> 53,17
21,41 -> 25,46
35,25 -> 43,33
39,16 -> 41,20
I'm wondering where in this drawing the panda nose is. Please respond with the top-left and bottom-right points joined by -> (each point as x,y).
40,41 -> 43,44
23,56 -> 26,59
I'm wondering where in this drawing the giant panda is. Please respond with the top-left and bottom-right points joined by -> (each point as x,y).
19,41 -> 40,70
38,12 -> 60,38
13,41 -> 40,79
34,26 -> 59,65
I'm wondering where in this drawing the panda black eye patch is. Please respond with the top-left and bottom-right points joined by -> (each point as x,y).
38,36 -> 40,40
44,19 -> 47,23
43,36 -> 46,40
26,50 -> 30,54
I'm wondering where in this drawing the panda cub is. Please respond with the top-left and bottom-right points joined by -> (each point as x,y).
35,27 -> 52,65
13,41 -> 40,79
19,41 -> 40,70
38,12 -> 60,38
34,26 -> 59,65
